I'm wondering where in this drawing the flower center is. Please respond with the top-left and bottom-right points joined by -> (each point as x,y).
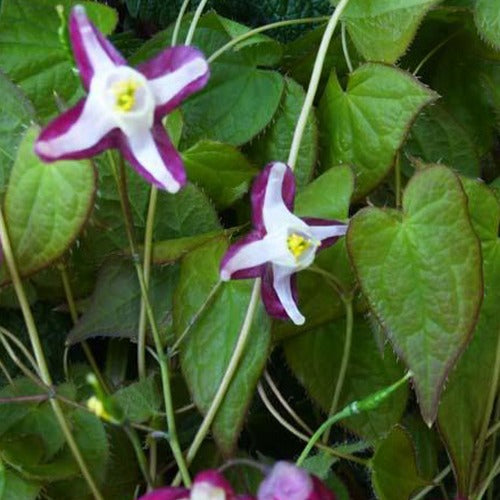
112,79 -> 141,112
287,233 -> 312,260
189,482 -> 226,500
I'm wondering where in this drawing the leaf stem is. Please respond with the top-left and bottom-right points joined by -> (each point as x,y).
172,279 -> 262,486
288,0 -> 351,169
172,0 -> 191,46
413,31 -> 460,76
410,465 -> 452,500
475,456 -> 500,500
296,371 -> 411,466
0,207 -> 104,500
323,296 -> 353,443
207,17 -> 330,63
108,153 -> 191,486
341,22 -> 353,73
184,0 -> 210,45
124,424 -> 154,490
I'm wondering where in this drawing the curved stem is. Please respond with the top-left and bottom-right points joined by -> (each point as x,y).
172,0 -> 191,46
208,17 -> 329,63
257,382 -> 367,466
172,279 -> 262,486
288,0 -> 351,169
410,465 -> 452,500
341,22 -> 353,73
124,425 -> 154,490
475,456 -> 500,500
109,154 -> 191,486
0,208 -> 103,500
413,31 -> 460,76
323,296 -> 353,443
184,0 -> 210,45
0,326 -> 40,375
296,371 -> 411,466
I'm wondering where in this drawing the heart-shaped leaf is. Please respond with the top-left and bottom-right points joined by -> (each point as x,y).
1,127 -> 95,282
347,166 -> 482,424
319,63 -> 437,198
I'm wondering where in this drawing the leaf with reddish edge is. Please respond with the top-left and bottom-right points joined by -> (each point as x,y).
438,179 -> 500,496
347,165 -> 483,425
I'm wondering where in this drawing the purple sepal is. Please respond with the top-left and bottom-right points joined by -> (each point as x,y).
261,267 -> 298,321
301,217 -> 346,250
137,487 -> 189,500
138,46 -> 210,118
220,231 -> 266,280
35,99 -> 117,161
310,476 -> 336,500
69,6 -> 126,90
193,470 -> 234,496
119,123 -> 186,190
251,163 -> 295,232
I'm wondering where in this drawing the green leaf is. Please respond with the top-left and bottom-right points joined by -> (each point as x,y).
0,127 -> 95,282
153,183 -> 221,240
67,260 -> 178,344
335,0 -> 438,63
114,376 -> 162,423
0,464 -> 40,500
404,104 -> 480,178
371,426 -> 428,500
347,165 -> 483,424
0,0 -> 118,118
182,140 -> 257,208
284,316 -> 408,441
438,179 -> 500,495
474,0 -> 500,49
174,237 -> 271,453
245,78 -> 318,188
319,63 -> 437,199
0,71 -> 34,195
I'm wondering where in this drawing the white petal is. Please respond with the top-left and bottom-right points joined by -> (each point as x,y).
149,57 -> 209,107
263,162 -> 306,233
126,131 -> 181,193
310,223 -> 348,242
220,235 -> 287,281
272,264 -> 305,325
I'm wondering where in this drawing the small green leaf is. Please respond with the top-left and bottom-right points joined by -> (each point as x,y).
284,316 -> 408,441
0,127 -> 95,283
114,377 -> 162,423
0,71 -> 34,194
405,104 -> 480,178
174,238 -> 271,453
0,463 -> 40,500
0,0 -> 118,118
438,179 -> 500,495
319,63 -> 437,198
245,78 -> 318,188
334,0 -> 438,63
371,426 -> 428,500
347,166 -> 483,424
475,0 -> 500,49
67,260 -> 178,344
182,141 -> 257,208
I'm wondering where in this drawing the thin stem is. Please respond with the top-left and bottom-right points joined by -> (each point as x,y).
0,358 -> 13,384
395,153 -> 402,209
413,31 -> 460,76
59,265 -> 108,392
264,370 -> 313,435
341,22 -> 353,72
0,208 -> 103,500
184,0 -> 210,45
288,0 -> 351,169
0,326 -> 40,375
296,371 -> 411,466
257,382 -> 367,466
109,154 -> 191,486
475,456 -> 500,500
172,279 -> 262,486
137,186 -> 158,380
470,329 -> 500,492
410,465 -> 452,500
323,296 -> 353,443
124,425 -> 154,490
172,0 -> 191,46
307,265 -> 345,298
208,17 -> 329,63
148,438 -> 158,489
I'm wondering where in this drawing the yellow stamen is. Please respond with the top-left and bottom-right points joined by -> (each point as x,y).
287,233 -> 312,259
112,79 -> 140,112
87,396 -> 113,422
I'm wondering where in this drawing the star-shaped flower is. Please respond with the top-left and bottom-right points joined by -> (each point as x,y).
35,5 -> 210,193
220,162 -> 348,325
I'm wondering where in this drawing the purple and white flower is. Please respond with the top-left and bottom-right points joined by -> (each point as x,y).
35,5 -> 209,193
220,162 -> 347,325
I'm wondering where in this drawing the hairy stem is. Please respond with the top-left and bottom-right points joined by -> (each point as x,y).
0,208 -> 103,500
